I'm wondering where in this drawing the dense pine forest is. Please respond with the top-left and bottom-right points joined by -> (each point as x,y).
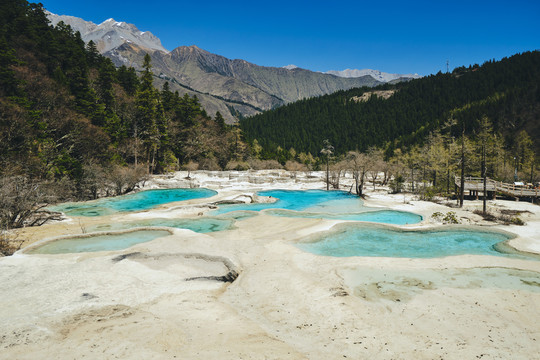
240,51 -> 540,158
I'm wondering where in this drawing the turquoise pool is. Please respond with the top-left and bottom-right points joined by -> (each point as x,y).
211,189 -> 422,225
212,190 -> 362,214
296,224 -> 531,259
27,230 -> 171,254
267,209 -> 422,225
50,188 -> 217,217
86,217 -> 236,234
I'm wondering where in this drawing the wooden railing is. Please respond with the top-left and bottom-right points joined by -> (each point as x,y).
455,176 -> 539,198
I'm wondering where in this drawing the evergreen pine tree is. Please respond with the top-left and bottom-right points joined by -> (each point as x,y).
0,31 -> 19,95
215,111 -> 226,130
135,53 -> 164,173
117,65 -> 139,96
85,40 -> 100,67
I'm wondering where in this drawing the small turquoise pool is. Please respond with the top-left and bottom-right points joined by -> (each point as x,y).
86,217 -> 236,234
27,230 -> 171,254
296,224 -> 530,259
266,209 -> 422,225
50,188 -> 217,217
216,211 -> 258,221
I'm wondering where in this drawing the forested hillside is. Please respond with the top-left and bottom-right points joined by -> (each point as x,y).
0,0 -> 245,195
240,51 -> 540,157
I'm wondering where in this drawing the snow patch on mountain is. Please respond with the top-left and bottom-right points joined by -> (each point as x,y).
283,64 -> 299,70
326,69 -> 421,82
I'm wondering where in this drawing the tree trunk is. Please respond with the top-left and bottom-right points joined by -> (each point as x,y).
151,145 -> 156,174
146,148 -> 150,174
459,126 -> 465,208
133,126 -> 139,166
326,158 -> 329,191
482,143 -> 487,214
446,167 -> 450,198
372,173 -> 377,190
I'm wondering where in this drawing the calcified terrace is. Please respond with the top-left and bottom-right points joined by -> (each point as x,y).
1,170 -> 539,359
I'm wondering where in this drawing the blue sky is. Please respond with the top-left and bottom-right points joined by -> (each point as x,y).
42,0 -> 540,76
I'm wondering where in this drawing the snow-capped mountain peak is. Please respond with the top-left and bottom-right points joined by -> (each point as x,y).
47,12 -> 168,54
100,18 -> 115,25
283,64 -> 299,70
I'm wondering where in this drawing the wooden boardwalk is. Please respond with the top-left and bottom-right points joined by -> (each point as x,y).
455,176 -> 540,198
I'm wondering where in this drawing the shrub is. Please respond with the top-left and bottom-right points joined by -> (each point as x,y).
499,215 -> 525,226
199,157 -> 221,171
511,217 -> 525,225
443,211 -> 460,224
419,183 -> 437,200
431,211 -> 460,224
225,160 -> 250,171
160,150 -> 179,173
473,209 -> 497,222
474,209 -> 525,225
247,158 -> 282,170
389,175 -> 405,194
0,230 -> 24,256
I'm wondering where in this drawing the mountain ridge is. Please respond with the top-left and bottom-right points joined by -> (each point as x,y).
104,41 -> 382,121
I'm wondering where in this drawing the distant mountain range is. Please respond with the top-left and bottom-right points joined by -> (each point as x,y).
47,12 -> 416,122
325,69 -> 421,83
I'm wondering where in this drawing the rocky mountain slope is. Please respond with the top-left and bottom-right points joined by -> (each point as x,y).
107,44 -> 382,116
47,12 -> 383,122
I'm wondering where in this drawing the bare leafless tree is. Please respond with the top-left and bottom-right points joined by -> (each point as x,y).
80,162 -> 108,199
320,140 -> 334,190
285,160 -> 307,179
367,147 -> 384,190
346,151 -> 370,197
328,160 -> 348,189
105,164 -> 149,196
182,161 -> 199,179
0,176 -> 61,230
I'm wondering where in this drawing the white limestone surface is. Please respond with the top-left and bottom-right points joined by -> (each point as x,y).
1,170 -> 539,359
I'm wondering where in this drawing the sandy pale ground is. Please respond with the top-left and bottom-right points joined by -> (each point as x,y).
1,170 -> 539,359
